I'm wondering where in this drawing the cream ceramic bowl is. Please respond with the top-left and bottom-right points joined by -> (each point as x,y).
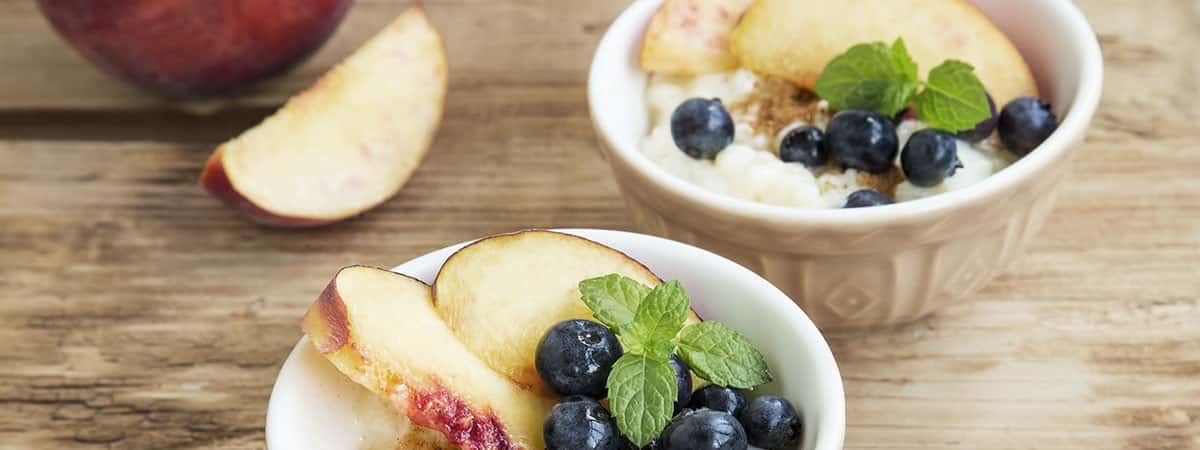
266,229 -> 845,450
588,0 -> 1103,329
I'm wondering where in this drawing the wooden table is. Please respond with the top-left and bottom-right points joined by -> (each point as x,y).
1,1 -> 1197,449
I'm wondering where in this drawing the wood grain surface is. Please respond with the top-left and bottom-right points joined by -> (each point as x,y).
1,0 -> 1197,449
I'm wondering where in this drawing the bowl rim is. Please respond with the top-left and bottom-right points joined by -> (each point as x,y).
588,0 -> 1103,227
265,228 -> 847,450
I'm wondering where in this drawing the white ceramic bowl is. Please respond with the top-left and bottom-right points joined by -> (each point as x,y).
588,0 -> 1103,329
266,229 -> 845,450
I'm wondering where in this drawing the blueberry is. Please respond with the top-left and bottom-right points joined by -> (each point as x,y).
544,396 -> 621,450
843,189 -> 894,208
535,319 -> 623,397
778,125 -> 827,168
661,409 -> 748,450
688,385 -> 747,416
671,98 -> 735,159
565,394 -> 611,404
956,93 -> 998,142
901,129 -> 963,187
998,97 -> 1058,156
668,354 -> 693,414
737,396 -> 802,450
825,109 -> 899,173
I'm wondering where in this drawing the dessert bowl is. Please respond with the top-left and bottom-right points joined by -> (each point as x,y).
588,0 -> 1103,329
265,229 -> 846,450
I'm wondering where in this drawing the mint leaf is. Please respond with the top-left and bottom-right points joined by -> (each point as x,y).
622,281 -> 689,360
677,322 -> 772,388
814,38 -> 919,116
914,60 -> 990,132
607,354 -> 677,447
887,39 -> 920,110
579,274 -> 651,329
888,38 -> 919,87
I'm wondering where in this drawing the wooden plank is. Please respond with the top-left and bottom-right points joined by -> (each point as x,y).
0,0 -> 627,112
0,0 -> 1197,449
0,120 -> 628,448
0,130 -> 1197,449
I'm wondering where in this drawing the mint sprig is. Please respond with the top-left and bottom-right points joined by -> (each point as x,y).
577,275 -> 774,446
677,322 -> 772,388
579,274 -> 650,329
813,39 -> 918,118
814,38 -> 991,132
914,60 -> 991,132
622,281 -> 689,359
606,354 -> 677,447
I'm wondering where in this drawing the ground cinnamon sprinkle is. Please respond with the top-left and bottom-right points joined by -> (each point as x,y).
856,166 -> 905,198
735,74 -> 909,196
731,76 -> 822,137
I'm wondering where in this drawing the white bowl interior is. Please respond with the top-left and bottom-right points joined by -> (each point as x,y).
969,0 -> 1090,110
588,0 -> 1102,224
266,229 -> 846,450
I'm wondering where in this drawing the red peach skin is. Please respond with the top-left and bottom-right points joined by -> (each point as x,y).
301,266 -> 554,449
38,0 -> 351,96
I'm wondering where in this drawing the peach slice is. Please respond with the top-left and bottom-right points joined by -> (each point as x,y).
433,230 -> 701,392
302,266 -> 554,449
200,7 -> 447,226
730,0 -> 1038,105
640,0 -> 754,75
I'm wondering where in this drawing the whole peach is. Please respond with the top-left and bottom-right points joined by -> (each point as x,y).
38,0 -> 352,96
